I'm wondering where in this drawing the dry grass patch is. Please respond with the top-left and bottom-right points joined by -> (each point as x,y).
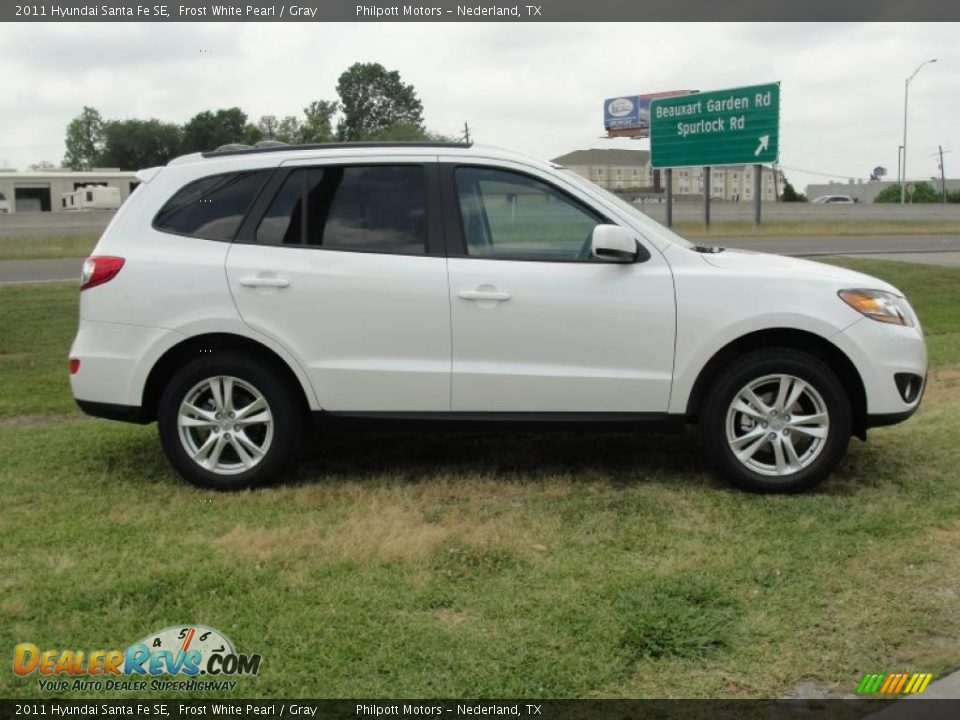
213,494 -> 559,567
428,608 -> 476,627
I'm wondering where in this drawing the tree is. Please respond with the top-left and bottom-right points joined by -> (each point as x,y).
335,62 -> 424,141
180,108 -> 249,153
874,182 -> 939,203
63,107 -> 105,170
359,121 -> 453,142
780,179 -> 806,202
29,160 -> 58,171
276,115 -> 304,144
241,124 -> 264,146
302,100 -> 338,143
98,119 -> 182,170
257,115 -> 280,139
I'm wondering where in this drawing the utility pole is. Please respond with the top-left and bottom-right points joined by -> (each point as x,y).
897,145 -> 904,189
938,145 -> 947,203
901,59 -> 937,204
461,122 -> 471,144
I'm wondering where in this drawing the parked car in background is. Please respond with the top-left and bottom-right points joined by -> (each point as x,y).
812,194 -> 856,204
69,142 -> 926,493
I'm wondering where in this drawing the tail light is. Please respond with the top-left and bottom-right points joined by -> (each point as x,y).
69,358 -> 81,375
80,256 -> 125,291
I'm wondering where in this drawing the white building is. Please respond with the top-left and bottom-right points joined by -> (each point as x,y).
0,169 -> 138,213
552,149 -> 654,190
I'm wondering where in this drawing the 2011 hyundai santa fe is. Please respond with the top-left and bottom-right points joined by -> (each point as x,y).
69,142 -> 926,492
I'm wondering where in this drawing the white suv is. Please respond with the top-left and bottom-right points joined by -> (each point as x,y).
69,142 -> 926,492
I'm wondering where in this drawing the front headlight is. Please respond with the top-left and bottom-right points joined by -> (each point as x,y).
838,289 -> 914,327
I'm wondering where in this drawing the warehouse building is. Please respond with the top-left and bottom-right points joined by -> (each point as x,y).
805,178 -> 960,204
0,169 -> 138,213
552,148 -> 777,201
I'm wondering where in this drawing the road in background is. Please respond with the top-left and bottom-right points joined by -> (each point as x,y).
0,210 -> 115,237
1,235 -> 958,284
639,201 -> 960,223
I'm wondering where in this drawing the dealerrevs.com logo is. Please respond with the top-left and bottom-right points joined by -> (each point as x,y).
13,625 -> 261,692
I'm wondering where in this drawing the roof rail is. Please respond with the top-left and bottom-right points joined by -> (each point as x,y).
201,140 -> 473,158
213,143 -> 253,153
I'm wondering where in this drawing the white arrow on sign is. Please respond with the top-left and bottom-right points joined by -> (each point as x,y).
754,135 -> 770,157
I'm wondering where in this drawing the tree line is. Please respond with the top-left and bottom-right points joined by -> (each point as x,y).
63,62 -> 451,170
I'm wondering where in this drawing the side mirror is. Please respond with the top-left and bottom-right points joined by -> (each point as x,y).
590,225 -> 642,263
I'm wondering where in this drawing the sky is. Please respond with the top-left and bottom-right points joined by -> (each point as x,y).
0,22 -> 956,192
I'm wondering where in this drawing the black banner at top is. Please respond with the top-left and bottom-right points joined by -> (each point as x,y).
5,0 -> 960,22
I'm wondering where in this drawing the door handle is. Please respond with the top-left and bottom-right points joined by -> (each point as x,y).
239,276 -> 290,288
458,289 -> 511,302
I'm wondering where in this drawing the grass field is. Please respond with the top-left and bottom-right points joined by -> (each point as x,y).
1,259 -> 958,700
0,234 -> 100,261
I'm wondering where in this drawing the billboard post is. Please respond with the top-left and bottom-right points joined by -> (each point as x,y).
703,167 -> 711,229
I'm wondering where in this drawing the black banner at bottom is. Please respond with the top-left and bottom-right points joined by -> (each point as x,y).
2,700 -> 960,720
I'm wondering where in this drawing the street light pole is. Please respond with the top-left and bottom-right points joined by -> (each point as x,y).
901,58 -> 937,204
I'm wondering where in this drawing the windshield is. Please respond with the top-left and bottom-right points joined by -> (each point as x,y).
559,168 -> 695,249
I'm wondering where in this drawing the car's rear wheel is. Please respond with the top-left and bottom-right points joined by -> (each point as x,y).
158,353 -> 302,490
701,348 -> 852,493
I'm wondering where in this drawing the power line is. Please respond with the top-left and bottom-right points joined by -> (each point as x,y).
777,163 -> 858,180
0,143 -> 62,150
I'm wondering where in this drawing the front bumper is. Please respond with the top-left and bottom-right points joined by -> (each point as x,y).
832,316 -> 927,419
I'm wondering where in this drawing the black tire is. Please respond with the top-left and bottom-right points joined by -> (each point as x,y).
157,352 -> 303,490
701,348 -> 852,493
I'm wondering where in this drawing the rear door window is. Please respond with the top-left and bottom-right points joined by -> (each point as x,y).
154,171 -> 270,241
255,165 -> 427,255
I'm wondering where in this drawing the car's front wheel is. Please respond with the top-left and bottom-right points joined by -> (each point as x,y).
157,353 -> 303,490
701,349 -> 852,493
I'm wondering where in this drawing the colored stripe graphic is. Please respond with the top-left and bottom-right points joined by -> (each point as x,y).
857,673 -> 885,694
857,672 -> 933,694
914,674 -> 933,694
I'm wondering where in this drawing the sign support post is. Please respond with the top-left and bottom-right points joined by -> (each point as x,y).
753,164 -> 762,228
665,169 -> 673,228
703,166 -> 711,229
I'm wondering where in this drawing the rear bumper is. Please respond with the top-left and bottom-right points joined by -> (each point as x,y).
69,320 -> 175,408
75,399 -> 149,424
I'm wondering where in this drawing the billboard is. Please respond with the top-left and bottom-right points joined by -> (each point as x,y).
604,90 -> 694,137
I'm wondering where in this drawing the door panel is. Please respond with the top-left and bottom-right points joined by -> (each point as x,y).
227,244 -> 450,411
448,257 -> 675,412
445,164 -> 675,412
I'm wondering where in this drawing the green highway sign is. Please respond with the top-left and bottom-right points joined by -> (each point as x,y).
649,82 -> 780,168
